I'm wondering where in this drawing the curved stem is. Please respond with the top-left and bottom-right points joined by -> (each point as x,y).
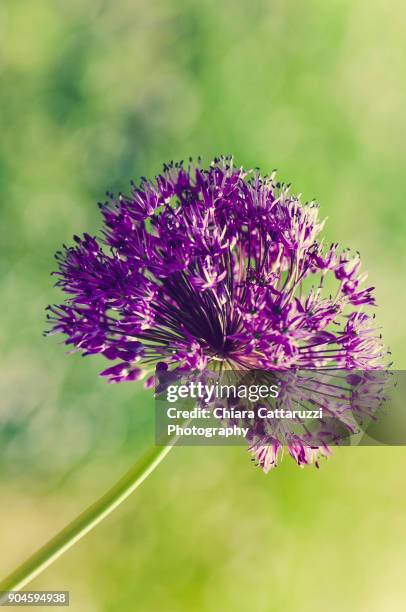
0,443 -> 173,595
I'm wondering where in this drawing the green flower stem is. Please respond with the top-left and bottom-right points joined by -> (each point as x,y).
0,443 -> 174,595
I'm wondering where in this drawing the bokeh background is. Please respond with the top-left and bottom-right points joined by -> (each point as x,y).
1,1 -> 406,610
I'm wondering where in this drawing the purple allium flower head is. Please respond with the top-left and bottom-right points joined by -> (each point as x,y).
47,157 -> 386,470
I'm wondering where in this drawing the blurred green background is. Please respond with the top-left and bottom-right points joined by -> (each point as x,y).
1,1 -> 406,610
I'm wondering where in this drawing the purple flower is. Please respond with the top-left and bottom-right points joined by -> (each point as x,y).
47,157 -> 386,470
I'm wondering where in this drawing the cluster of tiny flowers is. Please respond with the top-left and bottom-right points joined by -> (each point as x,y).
47,158 -> 386,471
